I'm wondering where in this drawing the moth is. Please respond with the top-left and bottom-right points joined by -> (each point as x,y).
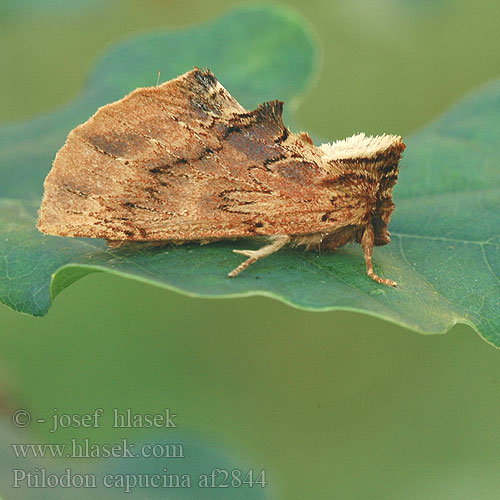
38,68 -> 405,286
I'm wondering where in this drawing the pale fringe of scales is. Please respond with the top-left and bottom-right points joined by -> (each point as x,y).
319,133 -> 401,161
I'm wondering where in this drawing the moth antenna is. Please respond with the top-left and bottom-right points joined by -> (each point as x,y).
156,71 -> 161,87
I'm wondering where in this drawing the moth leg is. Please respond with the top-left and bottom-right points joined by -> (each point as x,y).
106,240 -> 126,249
228,235 -> 291,278
361,223 -> 397,287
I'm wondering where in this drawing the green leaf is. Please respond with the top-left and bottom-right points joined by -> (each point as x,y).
0,5 -> 499,346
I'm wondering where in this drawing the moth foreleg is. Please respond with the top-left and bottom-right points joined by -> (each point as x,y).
228,235 -> 291,278
361,223 -> 397,287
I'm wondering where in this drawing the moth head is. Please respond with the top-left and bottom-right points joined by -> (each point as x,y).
319,133 -> 405,246
372,196 -> 394,246
371,137 -> 405,245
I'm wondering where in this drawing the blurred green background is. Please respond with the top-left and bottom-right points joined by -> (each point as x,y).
2,0 -> 500,499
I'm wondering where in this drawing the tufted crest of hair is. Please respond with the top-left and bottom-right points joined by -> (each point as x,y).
319,133 -> 405,176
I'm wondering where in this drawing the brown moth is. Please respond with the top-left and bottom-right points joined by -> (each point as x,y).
38,68 -> 405,286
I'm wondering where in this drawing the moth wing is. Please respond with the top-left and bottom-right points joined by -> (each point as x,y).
38,68 -> 335,241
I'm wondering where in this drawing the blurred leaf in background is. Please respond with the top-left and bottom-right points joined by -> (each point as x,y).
1,411 -> 269,499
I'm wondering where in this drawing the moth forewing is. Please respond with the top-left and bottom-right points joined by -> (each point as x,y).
37,68 -> 405,286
